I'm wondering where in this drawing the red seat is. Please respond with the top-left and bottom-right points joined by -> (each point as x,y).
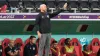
71,38 -> 83,56
50,38 -> 55,55
50,38 -> 55,47
88,44 -> 92,50
2,38 -> 10,56
15,38 -> 23,45
25,38 -> 30,45
0,5 -> 7,13
91,38 -> 100,53
58,38 -> 66,47
58,38 -> 66,56
15,38 -> 24,56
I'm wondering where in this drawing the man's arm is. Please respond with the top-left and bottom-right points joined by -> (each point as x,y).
33,14 -> 40,31
49,3 -> 67,18
49,9 -> 65,18
7,51 -> 15,56
13,50 -> 18,56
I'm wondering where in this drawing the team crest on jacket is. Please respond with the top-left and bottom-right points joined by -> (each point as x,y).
47,15 -> 49,18
42,16 -> 44,18
33,47 -> 35,50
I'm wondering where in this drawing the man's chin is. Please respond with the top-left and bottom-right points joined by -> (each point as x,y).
43,10 -> 47,12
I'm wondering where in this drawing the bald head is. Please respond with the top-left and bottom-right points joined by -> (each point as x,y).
40,4 -> 47,12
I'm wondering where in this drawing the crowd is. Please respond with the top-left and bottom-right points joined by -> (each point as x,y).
0,35 -> 99,56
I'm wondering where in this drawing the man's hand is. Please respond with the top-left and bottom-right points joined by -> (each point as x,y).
63,54 -> 66,56
35,55 -> 37,56
63,3 -> 68,10
37,31 -> 41,38
14,50 -> 18,55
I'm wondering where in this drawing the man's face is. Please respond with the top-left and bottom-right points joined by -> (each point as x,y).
9,40 -> 15,47
95,42 -> 99,46
68,39 -> 71,45
30,38 -> 36,44
85,46 -> 88,51
53,43 -> 58,48
40,4 -> 47,12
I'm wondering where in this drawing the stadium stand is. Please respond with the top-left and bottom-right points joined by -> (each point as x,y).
0,0 -> 100,13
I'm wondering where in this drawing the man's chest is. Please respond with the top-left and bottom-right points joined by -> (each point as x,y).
27,46 -> 36,51
40,14 -> 50,20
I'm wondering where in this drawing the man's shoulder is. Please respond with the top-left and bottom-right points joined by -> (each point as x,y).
25,43 -> 30,47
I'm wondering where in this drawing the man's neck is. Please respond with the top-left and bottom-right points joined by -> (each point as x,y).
41,10 -> 46,13
30,42 -> 34,45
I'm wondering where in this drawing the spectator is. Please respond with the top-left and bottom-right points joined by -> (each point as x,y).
5,40 -> 18,56
62,38 -> 76,56
51,41 -> 60,56
24,36 -> 37,56
82,45 -> 96,56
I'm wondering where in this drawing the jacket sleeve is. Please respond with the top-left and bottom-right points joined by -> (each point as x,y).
34,14 -> 40,26
49,9 -> 66,18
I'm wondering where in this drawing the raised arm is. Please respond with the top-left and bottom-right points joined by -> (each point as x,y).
49,3 -> 68,18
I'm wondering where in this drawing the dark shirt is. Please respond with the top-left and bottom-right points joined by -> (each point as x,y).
97,48 -> 100,56
24,43 -> 37,56
5,46 -> 18,56
34,9 -> 65,34
0,45 -> 2,56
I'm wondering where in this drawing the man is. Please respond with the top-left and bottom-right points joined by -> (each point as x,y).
51,41 -> 60,56
24,36 -> 37,56
34,3 -> 67,56
5,40 -> 18,56
62,38 -> 76,56
82,45 -> 96,56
